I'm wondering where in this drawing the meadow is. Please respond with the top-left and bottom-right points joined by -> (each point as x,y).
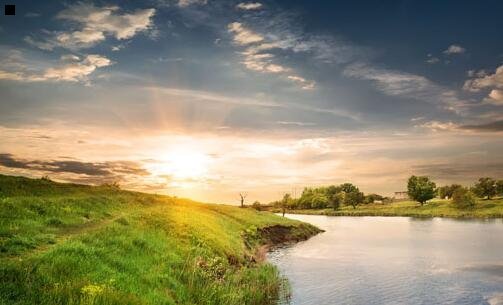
277,198 -> 503,218
0,175 -> 320,305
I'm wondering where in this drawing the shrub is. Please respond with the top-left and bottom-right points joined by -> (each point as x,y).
452,187 -> 476,209
437,184 -> 462,199
364,193 -> 384,204
251,201 -> 261,211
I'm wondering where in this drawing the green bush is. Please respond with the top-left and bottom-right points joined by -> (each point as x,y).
452,188 -> 476,209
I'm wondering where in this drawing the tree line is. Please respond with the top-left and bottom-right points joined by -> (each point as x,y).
264,176 -> 503,211
268,183 -> 388,210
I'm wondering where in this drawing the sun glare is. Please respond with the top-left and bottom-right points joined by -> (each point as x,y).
148,149 -> 211,180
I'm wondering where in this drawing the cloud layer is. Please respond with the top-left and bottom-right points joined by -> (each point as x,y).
343,62 -> 468,113
464,65 -> 503,105
25,3 -> 155,50
236,2 -> 263,10
0,153 -> 148,177
227,21 -> 316,89
0,51 -> 112,83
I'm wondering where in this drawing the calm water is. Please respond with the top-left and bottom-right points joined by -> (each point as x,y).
268,215 -> 503,305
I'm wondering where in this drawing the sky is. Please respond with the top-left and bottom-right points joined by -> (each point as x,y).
0,0 -> 502,204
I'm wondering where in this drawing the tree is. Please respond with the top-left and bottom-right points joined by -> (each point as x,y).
329,192 -> 344,210
338,183 -> 364,209
497,180 -> 503,196
344,190 -> 364,209
407,175 -> 436,206
437,184 -> 462,199
452,187 -> 476,209
281,193 -> 292,216
239,193 -> 247,208
251,201 -> 261,211
473,177 -> 497,199
310,192 -> 329,209
297,188 -> 314,209
340,183 -> 358,194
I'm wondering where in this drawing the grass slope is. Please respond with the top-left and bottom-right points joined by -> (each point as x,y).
281,198 -> 503,218
0,175 -> 320,305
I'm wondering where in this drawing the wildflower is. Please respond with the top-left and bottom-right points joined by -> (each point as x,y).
81,283 -> 105,298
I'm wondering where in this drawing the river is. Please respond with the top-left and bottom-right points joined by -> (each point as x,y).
268,215 -> 503,305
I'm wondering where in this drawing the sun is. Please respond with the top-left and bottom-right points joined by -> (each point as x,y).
148,149 -> 211,180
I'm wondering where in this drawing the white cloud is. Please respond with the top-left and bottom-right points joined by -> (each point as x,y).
236,2 -> 263,10
264,64 -> 289,73
276,121 -> 316,126
60,54 -> 81,62
287,75 -> 315,90
44,55 -> 112,82
426,55 -> 440,64
225,9 -> 366,90
227,22 -> 316,90
464,65 -> 503,92
443,44 -> 466,55
467,69 -> 487,78
464,65 -> 503,105
417,121 -> 459,132
343,62 -> 468,113
0,52 -> 112,83
25,3 -> 155,50
177,0 -> 207,7
486,89 -> 503,105
227,22 -> 264,45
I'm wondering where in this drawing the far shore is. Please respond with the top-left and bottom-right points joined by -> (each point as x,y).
263,198 -> 503,219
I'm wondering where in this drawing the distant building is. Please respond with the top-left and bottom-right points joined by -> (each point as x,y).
394,191 -> 409,200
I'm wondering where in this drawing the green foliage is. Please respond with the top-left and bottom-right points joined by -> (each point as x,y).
364,194 -> 384,204
288,184 -> 369,210
0,174 -> 318,305
407,175 -> 436,205
451,187 -> 476,209
437,184 -> 462,199
296,188 -> 315,209
283,198 -> 503,218
281,193 -> 293,209
310,192 -> 329,209
473,177 -> 497,199
251,201 -> 261,210
497,180 -> 503,195
340,183 -> 358,194
329,192 -> 344,210
343,189 -> 364,209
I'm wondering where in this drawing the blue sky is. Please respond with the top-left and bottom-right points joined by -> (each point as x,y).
0,0 -> 502,203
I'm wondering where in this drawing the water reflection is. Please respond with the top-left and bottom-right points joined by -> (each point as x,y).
269,215 -> 503,305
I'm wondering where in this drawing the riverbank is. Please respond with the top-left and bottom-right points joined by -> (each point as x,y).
270,198 -> 503,218
0,174 -> 321,305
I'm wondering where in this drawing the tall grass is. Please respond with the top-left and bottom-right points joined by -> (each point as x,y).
0,174 -> 318,305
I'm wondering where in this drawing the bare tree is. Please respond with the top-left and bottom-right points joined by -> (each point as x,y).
239,193 -> 247,208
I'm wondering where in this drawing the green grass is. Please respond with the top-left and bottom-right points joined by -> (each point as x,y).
279,198 -> 503,218
0,174 -> 320,305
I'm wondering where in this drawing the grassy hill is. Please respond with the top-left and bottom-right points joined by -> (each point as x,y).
0,175 -> 321,305
278,198 -> 503,218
